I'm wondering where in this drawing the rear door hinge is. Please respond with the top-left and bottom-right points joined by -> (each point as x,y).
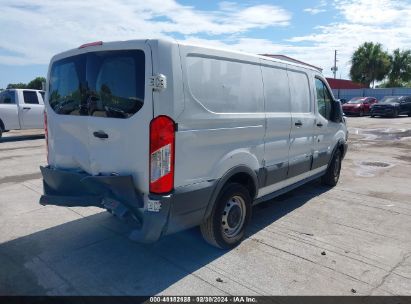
149,74 -> 167,91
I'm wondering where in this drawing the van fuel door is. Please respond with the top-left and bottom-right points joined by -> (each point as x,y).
149,74 -> 167,91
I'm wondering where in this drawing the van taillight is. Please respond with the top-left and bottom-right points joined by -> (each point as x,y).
44,111 -> 49,164
149,115 -> 175,194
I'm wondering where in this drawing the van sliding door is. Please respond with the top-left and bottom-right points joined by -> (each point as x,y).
260,62 -> 292,187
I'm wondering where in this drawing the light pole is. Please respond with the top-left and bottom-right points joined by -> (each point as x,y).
331,50 -> 338,79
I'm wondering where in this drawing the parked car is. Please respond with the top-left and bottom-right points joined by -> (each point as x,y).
0,89 -> 45,137
370,96 -> 411,117
342,97 -> 377,116
40,39 -> 348,248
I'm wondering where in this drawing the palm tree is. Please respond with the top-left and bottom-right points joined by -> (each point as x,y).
350,42 -> 391,88
387,49 -> 411,87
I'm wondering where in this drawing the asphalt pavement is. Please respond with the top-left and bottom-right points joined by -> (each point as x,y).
0,117 -> 410,296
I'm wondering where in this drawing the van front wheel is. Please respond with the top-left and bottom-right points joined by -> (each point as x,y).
200,183 -> 251,249
321,149 -> 342,187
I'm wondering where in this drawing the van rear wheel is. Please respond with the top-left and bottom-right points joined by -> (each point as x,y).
321,149 -> 342,187
0,120 -> 4,138
200,183 -> 251,249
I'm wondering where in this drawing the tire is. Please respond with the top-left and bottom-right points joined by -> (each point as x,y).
359,110 -> 364,117
200,183 -> 252,249
321,149 -> 342,187
370,114 -> 375,118
0,120 -> 3,138
408,112 -> 411,117
393,109 -> 399,118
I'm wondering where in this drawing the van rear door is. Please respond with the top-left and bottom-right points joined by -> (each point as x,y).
46,42 -> 153,192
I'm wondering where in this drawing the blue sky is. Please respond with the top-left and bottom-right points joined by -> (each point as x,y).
1,0 -> 411,89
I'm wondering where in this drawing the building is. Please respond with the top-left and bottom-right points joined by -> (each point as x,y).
325,78 -> 367,89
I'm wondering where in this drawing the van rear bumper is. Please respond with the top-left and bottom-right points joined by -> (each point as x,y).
39,166 -> 216,243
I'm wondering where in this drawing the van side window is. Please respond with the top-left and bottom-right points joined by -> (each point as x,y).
186,56 -> 263,113
315,78 -> 332,120
23,91 -> 39,104
288,70 -> 311,113
0,91 -> 15,104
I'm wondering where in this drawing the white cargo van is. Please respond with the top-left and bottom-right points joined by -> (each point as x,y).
0,89 -> 45,137
40,39 -> 348,248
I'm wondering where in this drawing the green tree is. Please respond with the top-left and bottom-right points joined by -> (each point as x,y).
387,49 -> 411,87
6,76 -> 46,90
350,42 -> 391,88
27,77 -> 46,90
6,82 -> 27,89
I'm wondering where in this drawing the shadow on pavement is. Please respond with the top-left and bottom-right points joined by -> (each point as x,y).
0,179 -> 330,295
0,134 -> 45,143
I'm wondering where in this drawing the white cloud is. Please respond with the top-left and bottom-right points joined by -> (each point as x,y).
335,0 -> 405,25
303,8 -> 326,15
1,0 -> 411,82
291,0 -> 411,78
0,0 -> 290,65
304,0 -> 327,15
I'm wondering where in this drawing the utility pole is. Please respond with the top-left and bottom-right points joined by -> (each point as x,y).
331,50 -> 338,79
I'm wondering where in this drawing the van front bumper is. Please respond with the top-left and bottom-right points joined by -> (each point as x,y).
39,166 -> 216,243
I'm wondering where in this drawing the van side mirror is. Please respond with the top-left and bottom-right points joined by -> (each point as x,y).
331,100 -> 343,123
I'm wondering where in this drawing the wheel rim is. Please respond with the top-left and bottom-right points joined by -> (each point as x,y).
221,195 -> 246,238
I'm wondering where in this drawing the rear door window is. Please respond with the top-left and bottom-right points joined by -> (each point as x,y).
23,91 -> 39,104
49,50 -> 145,118
0,91 -> 15,104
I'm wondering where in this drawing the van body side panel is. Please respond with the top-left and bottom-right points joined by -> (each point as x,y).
175,45 -> 265,189
286,66 -> 316,178
260,60 -> 292,187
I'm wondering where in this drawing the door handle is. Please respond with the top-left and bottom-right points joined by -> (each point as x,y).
23,107 -> 31,110
93,131 -> 109,139
316,122 -> 323,127
294,121 -> 303,127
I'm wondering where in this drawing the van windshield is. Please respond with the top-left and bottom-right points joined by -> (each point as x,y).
49,50 -> 145,118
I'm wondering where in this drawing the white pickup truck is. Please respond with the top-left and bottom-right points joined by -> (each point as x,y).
0,89 -> 45,137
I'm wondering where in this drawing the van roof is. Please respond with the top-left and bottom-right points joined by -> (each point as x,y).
52,38 -> 321,73
175,39 -> 320,72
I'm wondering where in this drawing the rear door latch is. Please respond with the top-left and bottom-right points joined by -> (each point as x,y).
149,74 -> 167,91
